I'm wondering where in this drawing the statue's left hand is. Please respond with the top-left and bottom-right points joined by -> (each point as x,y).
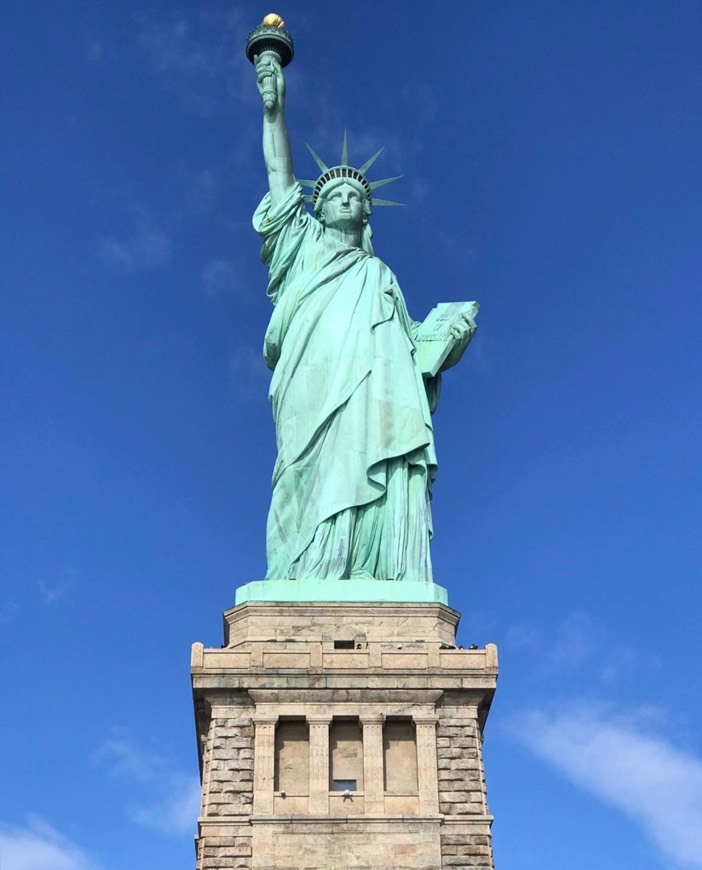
441,313 -> 477,372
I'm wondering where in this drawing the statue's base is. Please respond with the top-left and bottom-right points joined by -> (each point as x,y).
234,578 -> 448,605
192,600 -> 497,870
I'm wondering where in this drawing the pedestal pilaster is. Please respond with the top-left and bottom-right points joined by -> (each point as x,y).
361,715 -> 385,814
252,716 -> 276,814
308,715 -> 332,814
415,715 -> 440,815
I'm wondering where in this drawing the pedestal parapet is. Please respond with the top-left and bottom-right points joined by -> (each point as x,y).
192,601 -> 497,870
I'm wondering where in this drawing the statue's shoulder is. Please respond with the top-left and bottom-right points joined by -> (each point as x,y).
254,185 -> 317,240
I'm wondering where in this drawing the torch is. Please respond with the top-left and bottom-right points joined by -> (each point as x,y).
245,13 -> 294,110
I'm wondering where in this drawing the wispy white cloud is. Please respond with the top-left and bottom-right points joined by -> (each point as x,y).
540,611 -> 596,675
85,6 -> 252,116
129,776 -> 201,836
38,567 -> 77,605
400,81 -> 440,125
506,612 -> 660,687
38,580 -> 70,605
0,817 -> 99,870
0,601 -> 20,625
179,168 -> 220,220
99,209 -> 172,271
97,730 -> 159,782
229,345 -> 270,400
511,704 -> 702,869
135,7 -> 254,117
202,258 -> 245,299
97,729 -> 199,836
502,620 -> 538,652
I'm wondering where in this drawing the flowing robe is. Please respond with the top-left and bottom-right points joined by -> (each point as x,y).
254,184 -> 439,584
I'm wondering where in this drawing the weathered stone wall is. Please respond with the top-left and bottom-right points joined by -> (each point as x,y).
437,695 -> 494,869
441,830 -> 495,869
252,821 -> 443,870
197,695 -> 255,870
197,833 -> 252,870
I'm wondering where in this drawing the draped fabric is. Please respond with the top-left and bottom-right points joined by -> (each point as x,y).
253,184 -> 439,584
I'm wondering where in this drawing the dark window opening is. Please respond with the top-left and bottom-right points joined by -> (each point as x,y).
333,640 -> 355,649
331,779 -> 357,791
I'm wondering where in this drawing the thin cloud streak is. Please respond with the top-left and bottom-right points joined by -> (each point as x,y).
134,7 -> 254,117
0,818 -> 99,870
97,730 -> 199,837
202,258 -> 245,300
229,345 -> 271,401
99,209 -> 172,271
97,730 -> 159,783
0,602 -> 20,625
511,704 -> 702,869
38,571 -> 75,605
506,612 -> 661,688
129,776 -> 201,836
539,611 -> 596,676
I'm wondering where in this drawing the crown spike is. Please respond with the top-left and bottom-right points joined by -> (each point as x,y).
305,143 -> 329,173
359,147 -> 384,175
303,194 -> 314,203
371,197 -> 404,207
369,175 -> 402,190
341,130 -> 349,166
298,179 -> 317,188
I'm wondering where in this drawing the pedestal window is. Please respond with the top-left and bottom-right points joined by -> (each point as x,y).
274,718 -> 310,794
383,717 -> 418,793
329,717 -> 364,791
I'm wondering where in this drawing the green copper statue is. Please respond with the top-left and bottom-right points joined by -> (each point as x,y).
249,23 -> 477,592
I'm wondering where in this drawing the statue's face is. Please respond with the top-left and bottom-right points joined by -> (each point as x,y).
320,182 -> 366,231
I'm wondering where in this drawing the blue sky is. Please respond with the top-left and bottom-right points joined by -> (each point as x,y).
1,1 -> 701,868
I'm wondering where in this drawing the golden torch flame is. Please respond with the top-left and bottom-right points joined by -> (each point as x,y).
262,13 -> 285,28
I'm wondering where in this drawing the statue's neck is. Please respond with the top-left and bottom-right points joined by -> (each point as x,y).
325,225 -> 362,249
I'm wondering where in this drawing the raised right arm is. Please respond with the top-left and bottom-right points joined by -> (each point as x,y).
255,54 -> 295,208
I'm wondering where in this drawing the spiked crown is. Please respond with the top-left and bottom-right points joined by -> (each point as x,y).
299,132 -> 403,212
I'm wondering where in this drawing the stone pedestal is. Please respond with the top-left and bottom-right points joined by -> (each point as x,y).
192,601 -> 497,870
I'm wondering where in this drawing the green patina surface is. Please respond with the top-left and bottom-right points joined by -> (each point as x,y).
235,578 -> 448,605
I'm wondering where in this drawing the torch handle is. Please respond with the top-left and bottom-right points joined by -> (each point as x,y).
258,50 -> 281,110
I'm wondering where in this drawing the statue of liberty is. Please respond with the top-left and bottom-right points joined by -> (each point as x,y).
251,38 -> 476,590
